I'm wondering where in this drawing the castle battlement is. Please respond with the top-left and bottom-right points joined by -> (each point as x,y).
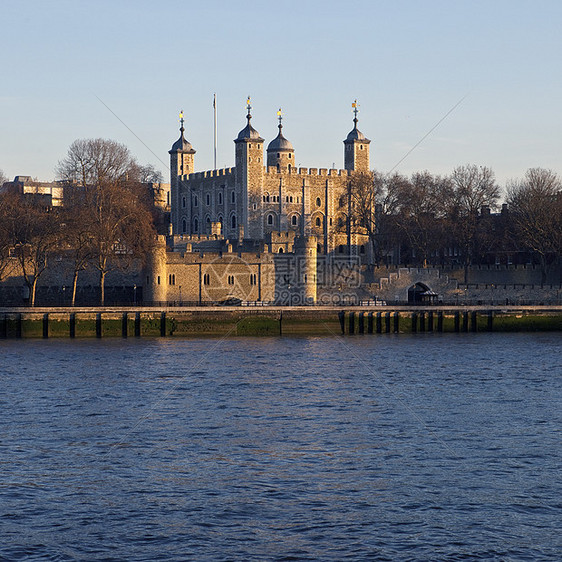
189,167 -> 234,180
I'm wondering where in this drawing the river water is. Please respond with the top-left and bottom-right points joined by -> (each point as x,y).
0,333 -> 560,561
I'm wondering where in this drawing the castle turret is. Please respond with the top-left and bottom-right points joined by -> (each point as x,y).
294,235 -> 317,304
344,101 -> 370,172
145,235 -> 168,304
267,109 -> 295,173
169,111 -> 196,234
234,97 -> 265,239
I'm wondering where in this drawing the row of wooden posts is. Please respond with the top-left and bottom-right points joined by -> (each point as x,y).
339,310 -> 491,334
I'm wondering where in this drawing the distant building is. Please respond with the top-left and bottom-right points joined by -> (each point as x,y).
1,176 -> 65,207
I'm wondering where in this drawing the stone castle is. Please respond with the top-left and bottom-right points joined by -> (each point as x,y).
2,100 -> 560,307
145,100 -> 373,305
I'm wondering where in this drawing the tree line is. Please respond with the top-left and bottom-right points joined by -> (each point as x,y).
0,139 -> 161,306
346,165 -> 562,282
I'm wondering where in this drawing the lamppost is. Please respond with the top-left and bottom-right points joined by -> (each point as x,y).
133,284 -> 137,305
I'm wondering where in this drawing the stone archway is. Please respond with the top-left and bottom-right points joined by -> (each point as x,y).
408,282 -> 436,305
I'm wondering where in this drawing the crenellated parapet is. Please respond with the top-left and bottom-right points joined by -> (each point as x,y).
188,167 -> 234,180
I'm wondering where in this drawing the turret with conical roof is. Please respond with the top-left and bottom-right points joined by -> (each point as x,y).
267,109 -> 295,172
234,98 -> 265,239
344,101 -> 370,172
169,111 -> 196,234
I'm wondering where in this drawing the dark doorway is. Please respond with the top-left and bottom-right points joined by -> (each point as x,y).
408,283 -> 437,305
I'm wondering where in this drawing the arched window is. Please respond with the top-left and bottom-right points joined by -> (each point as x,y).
206,193 -> 210,206
182,219 -> 187,233
316,197 -> 321,207
291,215 -> 297,226
315,217 -> 321,227
194,218 -> 199,232
203,273 -> 210,285
267,214 -> 274,225
182,196 -> 186,208
194,195 -> 198,207
218,192 -> 223,205
277,164 -> 280,173
218,215 -> 223,226
231,215 -> 236,229
278,247 -> 284,253
231,191 -> 235,204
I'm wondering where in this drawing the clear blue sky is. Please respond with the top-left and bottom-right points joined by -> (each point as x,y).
3,0 -> 562,192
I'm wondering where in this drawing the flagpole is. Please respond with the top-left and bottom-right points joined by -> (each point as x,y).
213,93 -> 217,169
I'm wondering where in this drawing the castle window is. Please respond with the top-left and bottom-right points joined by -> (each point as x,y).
157,276 -> 160,285
218,215 -> 223,226
194,218 -> 199,232
288,153 -> 292,158
182,196 -> 186,208
278,248 -> 284,253
231,215 -> 237,229
249,144 -> 252,148
248,157 -> 251,162
291,215 -> 297,226
206,194 -> 210,206
169,274 -> 176,286
231,191 -> 235,203
253,203 -> 257,210
218,192 -> 223,205
258,158 -> 261,163
290,196 -> 293,203
203,273 -> 210,285
194,195 -> 198,207
267,214 -> 274,225
360,245 -> 365,254
315,217 -> 321,227
266,195 -> 270,202
360,145 -> 363,150
228,275 -> 235,285
288,164 -> 291,172
250,273 -> 257,285
277,153 -> 280,158
277,164 -> 280,173
182,219 -> 187,233
316,197 -> 321,207
286,196 -> 289,202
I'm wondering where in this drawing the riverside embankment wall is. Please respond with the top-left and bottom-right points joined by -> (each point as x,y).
1,306 -> 562,338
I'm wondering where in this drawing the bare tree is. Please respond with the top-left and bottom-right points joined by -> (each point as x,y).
371,172 -> 410,265
0,169 -> 7,187
2,191 -> 62,306
57,138 -> 156,305
449,164 -> 500,280
0,189 -> 16,282
507,168 -> 562,283
395,172 -> 454,266
341,171 -> 377,257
